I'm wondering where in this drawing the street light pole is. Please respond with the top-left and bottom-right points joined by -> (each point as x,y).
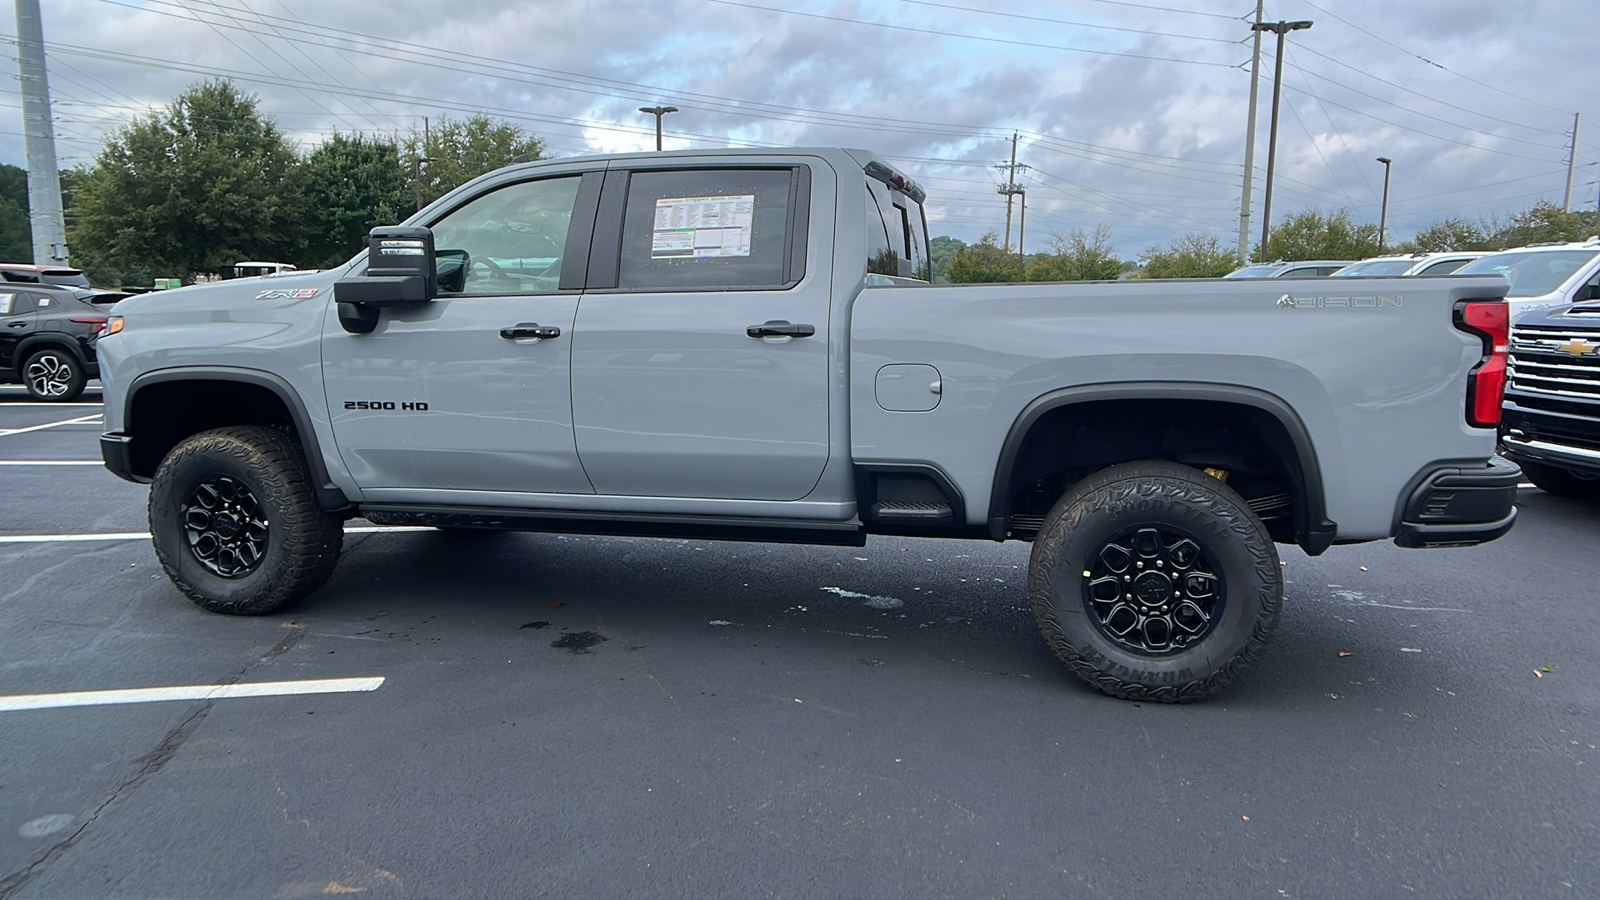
638,106 -> 678,151
1376,157 -> 1392,253
1253,19 -> 1313,263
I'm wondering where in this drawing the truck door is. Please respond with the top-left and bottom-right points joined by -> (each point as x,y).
321,170 -> 600,497
569,163 -> 831,501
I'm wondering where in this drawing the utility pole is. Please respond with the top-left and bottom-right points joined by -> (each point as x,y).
997,184 -> 1027,279
1237,0 -> 1264,262
995,132 -> 1030,252
412,155 -> 435,213
638,106 -> 678,151
1564,112 -> 1580,212
13,0 -> 68,264
1376,157 -> 1392,252
1254,19 -> 1313,263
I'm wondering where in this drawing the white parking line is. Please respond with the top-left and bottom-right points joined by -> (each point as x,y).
0,414 -> 102,437
0,460 -> 103,466
0,525 -> 435,544
0,402 -> 102,408
0,676 -> 385,712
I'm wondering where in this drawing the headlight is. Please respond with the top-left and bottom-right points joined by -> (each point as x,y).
105,316 -> 124,336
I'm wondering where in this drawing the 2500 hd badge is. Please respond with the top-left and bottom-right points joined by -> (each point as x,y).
343,400 -> 429,411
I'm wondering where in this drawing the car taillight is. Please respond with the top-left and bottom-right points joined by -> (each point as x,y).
1454,300 -> 1508,427
70,315 -> 109,335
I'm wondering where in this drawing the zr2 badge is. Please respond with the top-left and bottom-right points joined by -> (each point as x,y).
255,288 -> 320,300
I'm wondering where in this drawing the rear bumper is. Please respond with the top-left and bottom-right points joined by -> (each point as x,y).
1392,457 -> 1521,548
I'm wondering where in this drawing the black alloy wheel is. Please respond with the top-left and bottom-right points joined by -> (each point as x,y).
181,475 -> 270,578
1083,524 -> 1224,656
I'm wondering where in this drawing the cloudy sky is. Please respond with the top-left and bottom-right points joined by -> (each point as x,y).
6,0 -> 1598,257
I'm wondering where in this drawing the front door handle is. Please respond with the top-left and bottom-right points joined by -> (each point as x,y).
8,321 -> 26,328
746,320 -> 816,338
500,323 -> 561,340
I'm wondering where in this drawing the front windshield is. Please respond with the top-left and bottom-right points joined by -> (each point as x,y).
1224,265 -> 1280,279
1331,259 -> 1413,276
1455,249 -> 1600,297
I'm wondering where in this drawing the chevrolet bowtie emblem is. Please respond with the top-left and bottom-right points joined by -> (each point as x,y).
1555,338 -> 1600,356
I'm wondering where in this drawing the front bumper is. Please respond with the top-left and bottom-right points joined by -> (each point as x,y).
100,432 -> 144,483
1393,457 -> 1520,548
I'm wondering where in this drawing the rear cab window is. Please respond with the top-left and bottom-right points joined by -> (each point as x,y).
863,168 -> 930,283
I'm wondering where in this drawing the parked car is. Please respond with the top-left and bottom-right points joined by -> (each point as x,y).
221,261 -> 297,279
1,283 -> 122,400
1501,299 -> 1600,499
1223,259 -> 1356,278
0,263 -> 93,288
1454,238 -> 1600,317
1330,252 -> 1488,277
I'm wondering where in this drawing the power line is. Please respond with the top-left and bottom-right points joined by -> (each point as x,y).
701,0 -> 1241,67
893,0 -> 1241,44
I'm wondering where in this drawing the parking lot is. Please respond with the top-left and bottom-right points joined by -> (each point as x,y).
1,385 -> 1596,898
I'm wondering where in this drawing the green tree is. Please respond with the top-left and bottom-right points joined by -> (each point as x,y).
944,231 -> 1017,283
1399,217 -> 1491,253
1025,225 -> 1122,281
1136,232 -> 1239,278
298,133 -> 411,268
0,164 -> 30,262
1483,200 -> 1592,248
409,115 -> 547,208
69,79 -> 300,277
928,235 -> 965,283
1255,208 -> 1379,262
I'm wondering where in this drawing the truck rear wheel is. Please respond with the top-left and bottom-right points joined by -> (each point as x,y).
1028,461 -> 1282,702
149,426 -> 343,615
1518,459 -> 1600,500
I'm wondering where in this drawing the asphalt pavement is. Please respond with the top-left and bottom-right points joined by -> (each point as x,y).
1,385 -> 1596,899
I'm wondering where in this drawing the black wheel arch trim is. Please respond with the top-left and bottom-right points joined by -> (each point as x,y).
123,366 -> 351,511
987,381 -> 1335,554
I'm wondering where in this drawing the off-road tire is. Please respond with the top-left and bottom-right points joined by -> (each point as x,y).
1028,460 -> 1282,703
149,425 -> 343,615
1518,458 -> 1600,500
23,348 -> 86,401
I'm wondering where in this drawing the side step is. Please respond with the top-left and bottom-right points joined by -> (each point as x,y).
871,501 -> 952,522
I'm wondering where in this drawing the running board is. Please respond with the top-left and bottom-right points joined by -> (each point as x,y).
359,504 -> 867,547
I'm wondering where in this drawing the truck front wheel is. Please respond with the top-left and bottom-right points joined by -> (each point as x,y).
1028,461 -> 1282,702
149,426 -> 343,615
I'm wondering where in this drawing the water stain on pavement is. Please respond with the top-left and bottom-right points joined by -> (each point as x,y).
519,621 -> 551,630
551,631 -> 608,653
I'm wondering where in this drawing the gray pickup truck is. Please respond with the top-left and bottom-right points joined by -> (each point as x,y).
96,147 -> 1520,702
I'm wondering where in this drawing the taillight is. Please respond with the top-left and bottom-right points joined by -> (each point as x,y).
70,315 -> 109,335
1454,300 -> 1508,427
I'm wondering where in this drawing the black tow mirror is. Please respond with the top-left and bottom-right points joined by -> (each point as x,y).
334,226 -> 438,334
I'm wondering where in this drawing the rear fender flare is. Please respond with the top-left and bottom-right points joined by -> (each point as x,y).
987,381 -> 1334,553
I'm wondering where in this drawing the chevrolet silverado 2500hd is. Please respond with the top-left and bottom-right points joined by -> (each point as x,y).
95,148 -> 1519,702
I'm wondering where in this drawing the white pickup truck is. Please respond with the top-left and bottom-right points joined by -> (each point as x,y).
95,147 -> 1520,702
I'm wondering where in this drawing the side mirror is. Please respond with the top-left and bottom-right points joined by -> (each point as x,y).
333,226 -> 438,334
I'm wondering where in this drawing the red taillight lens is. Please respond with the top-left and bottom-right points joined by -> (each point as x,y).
1456,301 -> 1508,427
70,315 -> 109,335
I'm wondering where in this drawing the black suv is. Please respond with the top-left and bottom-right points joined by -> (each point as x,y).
1,284 -> 121,401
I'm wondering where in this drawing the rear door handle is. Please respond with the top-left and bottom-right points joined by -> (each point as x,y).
746,320 -> 816,338
500,323 -> 561,340
8,321 -> 26,328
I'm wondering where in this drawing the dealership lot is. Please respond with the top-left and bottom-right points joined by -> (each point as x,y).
1,388 -> 1596,898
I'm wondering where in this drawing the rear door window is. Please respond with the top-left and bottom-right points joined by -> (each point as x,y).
0,292 -> 15,315
616,168 -> 802,291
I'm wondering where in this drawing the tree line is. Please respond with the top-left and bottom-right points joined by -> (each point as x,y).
930,203 -> 1599,283
6,78 -> 1595,286
43,80 -> 544,286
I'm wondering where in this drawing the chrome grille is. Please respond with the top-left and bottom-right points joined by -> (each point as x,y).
1508,324 -> 1600,404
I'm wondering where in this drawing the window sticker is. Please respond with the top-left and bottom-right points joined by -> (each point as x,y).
651,194 -> 755,259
